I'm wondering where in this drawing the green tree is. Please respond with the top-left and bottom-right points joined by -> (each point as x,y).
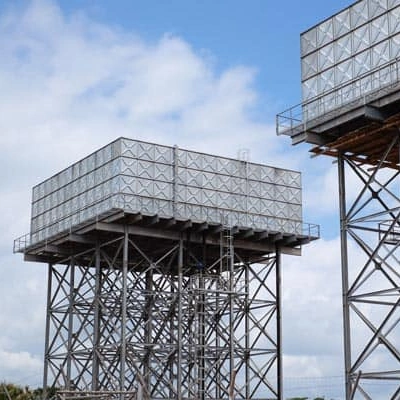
0,384 -> 58,400
1,383 -> 31,400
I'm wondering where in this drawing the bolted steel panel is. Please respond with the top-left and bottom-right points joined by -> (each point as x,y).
336,59 -> 353,85
319,68 -> 335,92
260,198 -> 276,216
317,19 -> 334,48
334,8 -> 351,38
390,31 -> 400,57
231,176 -> 247,194
259,182 -> 276,200
368,0 -> 387,19
354,50 -> 371,76
247,196 -> 261,214
247,180 -> 261,198
319,44 -> 335,73
372,41 -> 391,68
371,13 -> 389,43
300,1 -> 400,121
390,7 -> 400,34
29,138 -> 304,243
301,27 -> 317,57
336,34 -> 353,63
121,156 -> 138,176
302,52 -> 318,81
247,164 -> 261,180
351,1 -> 369,28
259,164 -> 277,182
302,76 -> 319,102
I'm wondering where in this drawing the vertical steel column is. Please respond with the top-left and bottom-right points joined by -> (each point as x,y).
67,258 -> 75,390
275,247 -> 283,400
244,262 -> 250,400
216,239 -> 222,400
338,154 -> 352,400
43,263 -> 53,395
169,274 -> 175,400
177,238 -> 183,400
228,229 -> 235,388
120,229 -> 129,398
144,267 -> 153,393
92,244 -> 101,391
198,269 -> 205,400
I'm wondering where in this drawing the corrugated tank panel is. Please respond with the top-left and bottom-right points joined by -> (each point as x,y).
29,138 -> 303,244
301,0 -> 400,120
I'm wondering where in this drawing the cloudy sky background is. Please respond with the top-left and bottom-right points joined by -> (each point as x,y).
0,0 -> 361,398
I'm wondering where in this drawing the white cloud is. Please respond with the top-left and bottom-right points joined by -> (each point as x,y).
282,239 -> 344,362
0,348 -> 42,386
0,0 -> 270,156
0,0 -> 344,393
281,239 -> 346,398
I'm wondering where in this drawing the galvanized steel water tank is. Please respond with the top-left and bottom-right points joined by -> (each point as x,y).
29,137 -> 304,245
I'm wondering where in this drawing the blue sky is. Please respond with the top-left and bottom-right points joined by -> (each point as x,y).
0,0 -> 362,398
54,0 -> 353,114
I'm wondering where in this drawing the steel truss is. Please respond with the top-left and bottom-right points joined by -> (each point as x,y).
338,135 -> 400,399
43,226 -> 282,400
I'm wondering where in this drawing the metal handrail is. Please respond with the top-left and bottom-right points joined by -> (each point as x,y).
13,233 -> 30,253
302,222 -> 320,239
277,56 -> 400,136
14,190 -> 320,254
14,218 -> 320,255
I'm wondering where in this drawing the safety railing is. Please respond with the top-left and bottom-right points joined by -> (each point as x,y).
302,222 -> 320,239
14,191 -> 320,254
277,56 -> 400,137
13,233 -> 31,253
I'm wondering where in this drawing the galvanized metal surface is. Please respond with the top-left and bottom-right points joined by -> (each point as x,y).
300,0 -> 400,121
28,138 -> 304,245
42,227 -> 282,400
275,1 -> 400,399
276,55 -> 400,137
336,140 -> 400,400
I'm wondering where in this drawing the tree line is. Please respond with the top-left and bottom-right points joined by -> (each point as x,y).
0,384 -> 57,400
1,383 -> 334,400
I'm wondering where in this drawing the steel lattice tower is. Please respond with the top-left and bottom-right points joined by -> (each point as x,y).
41,222 -> 287,400
15,138 -> 317,400
280,107 -> 400,400
336,139 -> 400,399
277,1 -> 400,397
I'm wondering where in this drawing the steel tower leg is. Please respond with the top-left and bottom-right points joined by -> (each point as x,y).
43,263 -> 53,396
120,229 -> 128,399
43,227 -> 283,400
337,137 -> 400,399
338,155 -> 352,400
276,246 -> 283,400
92,249 -> 100,392
177,237 -> 183,400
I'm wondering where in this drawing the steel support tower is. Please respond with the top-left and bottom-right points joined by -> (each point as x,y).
18,213 -> 312,400
278,84 -> 400,400
326,129 -> 400,399
15,138 -> 318,400
277,1 -> 400,397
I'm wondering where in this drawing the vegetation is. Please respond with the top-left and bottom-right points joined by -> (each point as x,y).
0,384 -> 57,400
1,384 -> 334,400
